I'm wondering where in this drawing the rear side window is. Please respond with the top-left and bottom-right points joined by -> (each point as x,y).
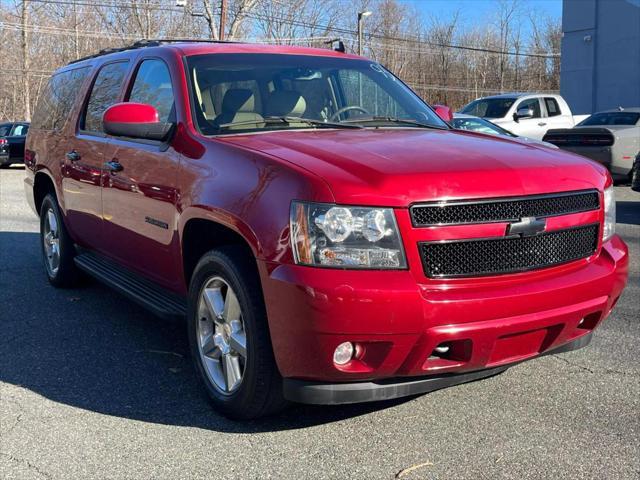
544,97 -> 561,117
127,59 -> 175,123
82,61 -> 129,133
32,67 -> 90,131
0,124 -> 12,136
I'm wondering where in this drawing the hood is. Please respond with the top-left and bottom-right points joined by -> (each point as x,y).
217,128 -> 608,206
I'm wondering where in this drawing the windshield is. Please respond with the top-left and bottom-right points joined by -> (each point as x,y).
451,117 -> 516,137
186,53 -> 447,134
578,112 -> 640,126
460,98 -> 516,119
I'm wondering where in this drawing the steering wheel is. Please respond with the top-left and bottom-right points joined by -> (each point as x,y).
329,106 -> 371,122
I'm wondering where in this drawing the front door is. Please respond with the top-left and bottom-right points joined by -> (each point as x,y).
101,58 -> 183,291
509,98 -> 546,140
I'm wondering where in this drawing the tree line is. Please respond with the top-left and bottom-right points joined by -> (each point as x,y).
0,0 -> 561,121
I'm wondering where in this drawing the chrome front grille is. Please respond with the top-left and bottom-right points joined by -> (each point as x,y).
410,190 -> 600,226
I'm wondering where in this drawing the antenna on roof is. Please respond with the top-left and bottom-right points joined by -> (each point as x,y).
325,38 -> 346,53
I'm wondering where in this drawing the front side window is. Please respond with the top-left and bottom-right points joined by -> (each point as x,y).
128,59 -> 175,123
516,98 -> 542,118
187,54 -> 447,135
460,98 -> 516,119
11,124 -> 29,136
82,61 -> 129,133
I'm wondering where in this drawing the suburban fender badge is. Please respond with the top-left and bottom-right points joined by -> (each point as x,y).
145,216 -> 169,230
507,216 -> 547,237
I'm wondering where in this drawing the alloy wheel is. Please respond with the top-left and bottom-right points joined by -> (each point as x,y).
197,276 -> 247,394
43,208 -> 60,276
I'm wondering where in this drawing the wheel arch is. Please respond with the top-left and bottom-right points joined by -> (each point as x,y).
179,208 -> 262,290
33,168 -> 58,216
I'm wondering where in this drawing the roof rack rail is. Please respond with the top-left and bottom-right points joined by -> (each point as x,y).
68,38 -> 240,65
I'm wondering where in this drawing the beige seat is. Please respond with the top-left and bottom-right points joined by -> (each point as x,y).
265,91 -> 307,118
213,89 -> 264,129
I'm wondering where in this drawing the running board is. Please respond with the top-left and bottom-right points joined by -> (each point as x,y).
74,252 -> 187,321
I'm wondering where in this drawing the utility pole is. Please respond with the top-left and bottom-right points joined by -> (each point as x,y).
21,0 -> 31,121
219,0 -> 227,41
357,11 -> 372,56
73,0 -> 79,59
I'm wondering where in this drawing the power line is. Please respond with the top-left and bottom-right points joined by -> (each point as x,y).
20,0 -> 560,58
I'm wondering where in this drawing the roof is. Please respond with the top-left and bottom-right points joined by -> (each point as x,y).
66,39 -> 362,68
475,92 -> 559,100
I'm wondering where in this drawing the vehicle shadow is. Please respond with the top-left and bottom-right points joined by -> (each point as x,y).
0,231 -> 413,433
617,200 -> 640,226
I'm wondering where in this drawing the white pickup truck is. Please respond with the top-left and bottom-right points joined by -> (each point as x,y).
459,93 -> 588,140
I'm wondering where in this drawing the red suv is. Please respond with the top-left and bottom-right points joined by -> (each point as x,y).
25,40 -> 628,419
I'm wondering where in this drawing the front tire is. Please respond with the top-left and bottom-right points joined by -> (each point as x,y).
39,194 -> 81,287
187,247 -> 286,420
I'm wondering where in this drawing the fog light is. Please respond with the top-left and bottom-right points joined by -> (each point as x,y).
333,342 -> 355,365
434,344 -> 450,354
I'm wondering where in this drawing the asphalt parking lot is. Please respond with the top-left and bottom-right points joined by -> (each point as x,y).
1,166 -> 638,479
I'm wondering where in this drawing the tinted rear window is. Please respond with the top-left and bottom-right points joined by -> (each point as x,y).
32,67 -> 90,131
0,124 -> 12,136
579,112 -> 640,126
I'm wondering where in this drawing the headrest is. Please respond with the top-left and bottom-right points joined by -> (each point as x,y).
265,91 -> 307,117
221,89 -> 255,113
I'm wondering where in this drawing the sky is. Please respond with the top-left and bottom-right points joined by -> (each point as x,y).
397,0 -> 563,34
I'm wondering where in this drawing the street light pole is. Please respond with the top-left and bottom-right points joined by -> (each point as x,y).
357,11 -> 372,108
357,11 -> 372,56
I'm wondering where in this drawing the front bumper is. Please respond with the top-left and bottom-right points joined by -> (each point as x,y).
284,333 -> 592,404
259,234 -> 628,389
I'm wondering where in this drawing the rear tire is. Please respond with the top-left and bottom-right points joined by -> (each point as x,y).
39,194 -> 82,287
187,246 -> 287,420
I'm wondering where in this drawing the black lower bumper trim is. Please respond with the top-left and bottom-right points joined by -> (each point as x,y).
283,332 -> 592,405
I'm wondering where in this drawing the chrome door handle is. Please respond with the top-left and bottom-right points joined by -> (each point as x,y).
66,150 -> 81,162
104,160 -> 123,172
538,122 -> 547,126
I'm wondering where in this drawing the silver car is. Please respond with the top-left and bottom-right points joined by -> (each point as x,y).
543,108 -> 640,181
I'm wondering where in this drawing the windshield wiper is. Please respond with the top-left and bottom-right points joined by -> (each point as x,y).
217,116 -> 362,130
341,116 -> 449,130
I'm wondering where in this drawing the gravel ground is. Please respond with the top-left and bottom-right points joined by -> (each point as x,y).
1,166 -> 638,479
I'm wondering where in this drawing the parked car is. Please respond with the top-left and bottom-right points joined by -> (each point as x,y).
25,40 -> 628,419
459,93 -> 585,140
632,152 -> 640,192
451,113 -> 557,149
0,121 -> 30,167
543,108 -> 640,182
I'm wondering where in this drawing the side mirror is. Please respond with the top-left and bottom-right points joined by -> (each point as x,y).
103,103 -> 173,141
433,104 -> 453,123
514,106 -> 534,122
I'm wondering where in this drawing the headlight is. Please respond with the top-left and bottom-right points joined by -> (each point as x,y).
290,202 -> 407,269
603,185 -> 616,242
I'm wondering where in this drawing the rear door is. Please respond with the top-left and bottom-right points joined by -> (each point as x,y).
509,97 -> 546,139
61,61 -> 129,252
542,97 -> 570,131
101,57 -> 183,290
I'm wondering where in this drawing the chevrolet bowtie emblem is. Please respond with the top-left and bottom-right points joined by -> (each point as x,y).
507,216 -> 547,237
